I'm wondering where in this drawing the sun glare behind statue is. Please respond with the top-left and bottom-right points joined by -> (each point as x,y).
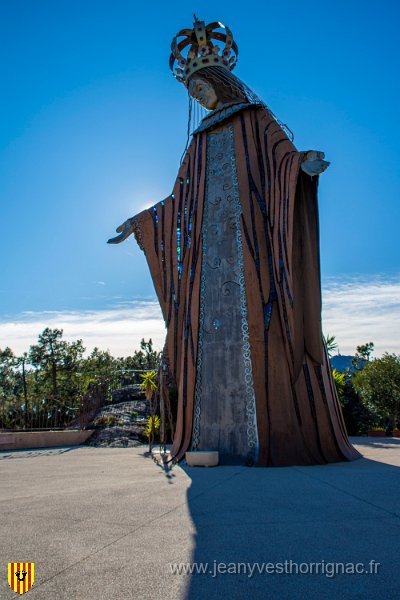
124,186 -> 166,215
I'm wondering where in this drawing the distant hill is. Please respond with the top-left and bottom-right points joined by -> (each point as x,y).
330,355 -> 366,373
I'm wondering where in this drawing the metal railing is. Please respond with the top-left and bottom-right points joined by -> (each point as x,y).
0,382 -> 108,432
0,369 -> 155,431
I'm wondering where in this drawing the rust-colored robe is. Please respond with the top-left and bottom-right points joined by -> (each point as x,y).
131,104 -> 360,466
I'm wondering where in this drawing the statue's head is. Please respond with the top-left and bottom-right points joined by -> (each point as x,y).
170,19 -> 260,112
188,75 -> 220,110
187,66 -> 248,110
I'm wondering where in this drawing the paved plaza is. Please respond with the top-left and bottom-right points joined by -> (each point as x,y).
1,437 -> 399,599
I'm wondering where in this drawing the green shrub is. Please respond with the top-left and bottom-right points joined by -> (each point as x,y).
332,369 -> 346,400
94,414 -> 121,427
353,353 -> 400,431
144,415 -> 160,440
139,371 -> 157,400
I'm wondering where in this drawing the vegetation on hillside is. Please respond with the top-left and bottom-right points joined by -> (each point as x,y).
1,329 -> 399,437
0,330 -> 160,429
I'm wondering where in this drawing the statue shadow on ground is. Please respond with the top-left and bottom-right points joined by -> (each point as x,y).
173,450 -> 400,600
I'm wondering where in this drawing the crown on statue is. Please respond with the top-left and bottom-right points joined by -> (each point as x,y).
169,16 -> 239,85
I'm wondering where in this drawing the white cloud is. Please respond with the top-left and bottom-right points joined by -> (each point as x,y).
0,276 -> 399,358
0,301 -> 165,357
321,275 -> 400,357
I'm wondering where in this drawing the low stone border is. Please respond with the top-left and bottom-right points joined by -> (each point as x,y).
0,430 -> 94,451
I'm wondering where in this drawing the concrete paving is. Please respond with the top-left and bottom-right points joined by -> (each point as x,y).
0,437 -> 399,599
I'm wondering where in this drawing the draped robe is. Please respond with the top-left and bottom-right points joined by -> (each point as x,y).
130,104 -> 361,466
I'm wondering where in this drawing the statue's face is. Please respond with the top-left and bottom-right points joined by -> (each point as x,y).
188,77 -> 220,110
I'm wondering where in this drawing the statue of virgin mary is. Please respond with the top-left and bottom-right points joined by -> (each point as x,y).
109,18 -> 361,466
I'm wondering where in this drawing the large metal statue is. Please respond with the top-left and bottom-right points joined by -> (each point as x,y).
109,18 -> 361,466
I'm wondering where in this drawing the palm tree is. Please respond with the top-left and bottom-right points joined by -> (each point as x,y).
324,334 -> 338,359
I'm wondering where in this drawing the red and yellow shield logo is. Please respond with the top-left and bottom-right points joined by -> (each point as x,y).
8,563 -> 35,595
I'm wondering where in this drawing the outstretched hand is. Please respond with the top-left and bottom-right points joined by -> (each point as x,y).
301,151 -> 330,177
107,218 -> 135,244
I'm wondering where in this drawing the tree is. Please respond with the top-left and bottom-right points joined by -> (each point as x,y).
81,348 -> 118,383
353,353 -> 400,431
351,342 -> 374,370
324,334 -> 338,359
80,348 -> 120,401
123,338 -> 161,371
340,378 -> 373,435
0,347 -> 17,399
14,353 -> 30,398
14,352 -> 29,427
29,328 -> 85,400
0,348 -> 32,428
356,342 -> 375,361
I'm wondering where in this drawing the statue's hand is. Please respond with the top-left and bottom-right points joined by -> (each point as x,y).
107,218 -> 135,244
301,151 -> 330,176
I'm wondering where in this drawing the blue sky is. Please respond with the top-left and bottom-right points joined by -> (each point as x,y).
1,1 -> 399,356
